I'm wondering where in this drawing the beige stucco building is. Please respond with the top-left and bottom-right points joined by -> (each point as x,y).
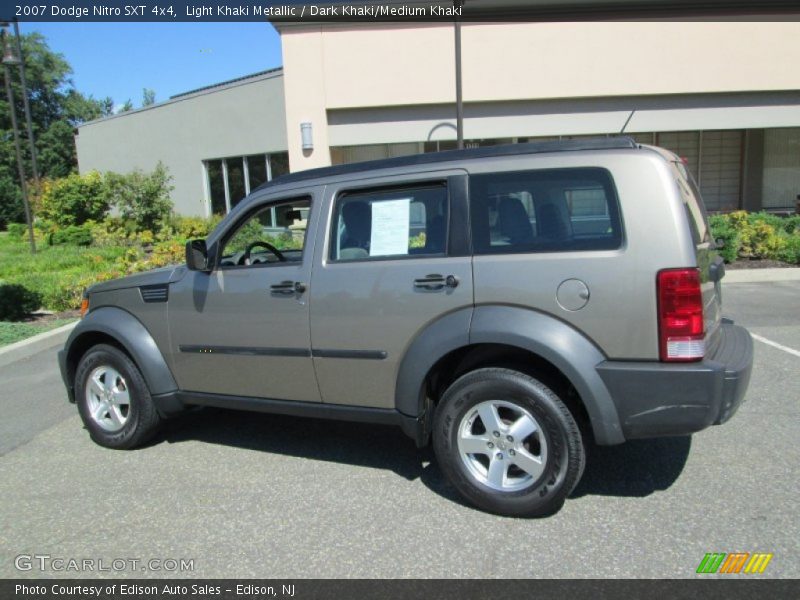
278,20 -> 800,212
76,19 -> 800,215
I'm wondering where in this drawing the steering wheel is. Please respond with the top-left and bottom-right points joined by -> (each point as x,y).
241,241 -> 286,265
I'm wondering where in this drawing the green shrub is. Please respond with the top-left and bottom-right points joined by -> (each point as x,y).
710,210 -> 800,263
148,240 -> 186,268
747,211 -> 784,231
778,234 -> 800,265
0,174 -> 24,229
89,217 -> 137,247
104,162 -> 174,232
0,282 -> 42,321
50,224 -> 94,246
163,214 -> 222,241
6,223 -> 26,239
38,172 -> 109,226
709,217 -> 739,263
750,221 -> 785,258
782,215 -> 800,235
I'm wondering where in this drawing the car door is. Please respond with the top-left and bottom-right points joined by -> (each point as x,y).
309,172 -> 473,409
167,192 -> 321,402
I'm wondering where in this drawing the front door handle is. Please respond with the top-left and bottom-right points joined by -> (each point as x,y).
270,281 -> 306,296
414,274 -> 459,291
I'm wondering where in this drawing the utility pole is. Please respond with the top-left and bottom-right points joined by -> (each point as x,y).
12,19 -> 39,185
1,27 -> 36,253
454,0 -> 464,149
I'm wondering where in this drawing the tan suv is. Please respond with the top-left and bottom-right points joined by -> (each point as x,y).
59,137 -> 753,516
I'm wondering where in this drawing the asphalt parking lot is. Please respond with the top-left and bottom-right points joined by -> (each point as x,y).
1,280 -> 798,579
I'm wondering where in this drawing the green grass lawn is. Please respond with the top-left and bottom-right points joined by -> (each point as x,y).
0,232 -> 129,311
0,318 -> 76,347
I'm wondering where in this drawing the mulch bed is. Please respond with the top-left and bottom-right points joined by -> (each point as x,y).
726,259 -> 797,270
21,310 -> 80,326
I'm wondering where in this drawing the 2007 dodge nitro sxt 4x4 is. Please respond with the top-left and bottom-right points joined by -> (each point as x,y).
59,138 -> 753,516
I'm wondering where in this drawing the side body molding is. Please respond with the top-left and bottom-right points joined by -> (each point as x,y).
470,306 -> 624,445
62,306 -> 177,400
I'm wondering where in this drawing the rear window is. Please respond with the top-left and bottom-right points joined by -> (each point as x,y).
469,168 -> 623,255
673,161 -> 710,245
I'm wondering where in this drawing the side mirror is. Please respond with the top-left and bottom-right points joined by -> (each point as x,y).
186,239 -> 211,272
715,238 -> 726,249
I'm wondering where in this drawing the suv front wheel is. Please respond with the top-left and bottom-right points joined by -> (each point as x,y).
433,368 -> 585,517
75,344 -> 162,449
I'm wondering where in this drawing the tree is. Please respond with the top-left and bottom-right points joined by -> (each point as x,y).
142,88 -> 156,106
38,171 -> 109,226
119,100 -> 133,113
37,121 -> 78,179
99,97 -> 115,117
104,162 -> 174,232
0,33 -> 109,228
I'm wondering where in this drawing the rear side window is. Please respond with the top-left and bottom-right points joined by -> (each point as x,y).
330,184 -> 448,262
470,168 -> 623,255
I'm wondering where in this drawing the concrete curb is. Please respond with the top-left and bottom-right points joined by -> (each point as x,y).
723,268 -> 800,284
0,321 -> 77,369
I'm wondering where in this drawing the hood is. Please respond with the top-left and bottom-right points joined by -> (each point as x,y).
88,265 -> 187,294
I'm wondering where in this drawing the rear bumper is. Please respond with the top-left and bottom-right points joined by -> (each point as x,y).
596,322 -> 753,440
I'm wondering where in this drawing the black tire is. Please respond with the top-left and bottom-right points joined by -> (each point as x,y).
433,368 -> 585,517
74,344 -> 162,449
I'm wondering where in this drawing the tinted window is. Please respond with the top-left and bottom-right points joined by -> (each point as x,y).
331,185 -> 448,261
470,168 -> 622,254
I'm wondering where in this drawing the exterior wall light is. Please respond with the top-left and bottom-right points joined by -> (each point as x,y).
300,122 -> 313,151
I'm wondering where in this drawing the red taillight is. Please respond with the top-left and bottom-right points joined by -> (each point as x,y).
657,268 -> 705,362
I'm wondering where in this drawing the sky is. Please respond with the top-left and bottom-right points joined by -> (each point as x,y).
22,22 -> 283,110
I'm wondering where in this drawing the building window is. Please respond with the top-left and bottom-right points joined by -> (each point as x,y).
206,160 -> 226,216
330,143 -> 424,165
204,151 -> 290,216
762,128 -> 800,210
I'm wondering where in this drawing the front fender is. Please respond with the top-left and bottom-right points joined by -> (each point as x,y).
62,306 -> 177,400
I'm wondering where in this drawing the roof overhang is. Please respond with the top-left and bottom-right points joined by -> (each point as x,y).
271,0 -> 800,30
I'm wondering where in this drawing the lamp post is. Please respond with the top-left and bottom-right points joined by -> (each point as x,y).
1,24 -> 36,253
12,19 -> 39,185
454,0 -> 464,150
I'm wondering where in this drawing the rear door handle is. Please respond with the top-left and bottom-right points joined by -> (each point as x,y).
414,274 -> 459,291
270,281 -> 306,295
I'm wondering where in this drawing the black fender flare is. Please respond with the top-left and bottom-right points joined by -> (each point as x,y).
62,306 -> 177,399
395,307 -> 472,418
395,305 -> 625,446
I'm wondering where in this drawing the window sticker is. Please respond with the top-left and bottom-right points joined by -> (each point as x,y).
370,198 -> 411,256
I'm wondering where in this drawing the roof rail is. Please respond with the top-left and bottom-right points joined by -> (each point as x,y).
254,136 -> 637,193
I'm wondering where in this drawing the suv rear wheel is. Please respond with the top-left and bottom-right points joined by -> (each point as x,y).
75,344 -> 162,449
433,368 -> 585,517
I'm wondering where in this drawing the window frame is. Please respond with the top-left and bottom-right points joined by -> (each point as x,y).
214,194 -> 313,272
469,166 -> 625,256
327,180 -> 451,264
203,151 -> 291,217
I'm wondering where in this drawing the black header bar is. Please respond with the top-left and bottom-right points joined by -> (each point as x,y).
2,1 -> 799,23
